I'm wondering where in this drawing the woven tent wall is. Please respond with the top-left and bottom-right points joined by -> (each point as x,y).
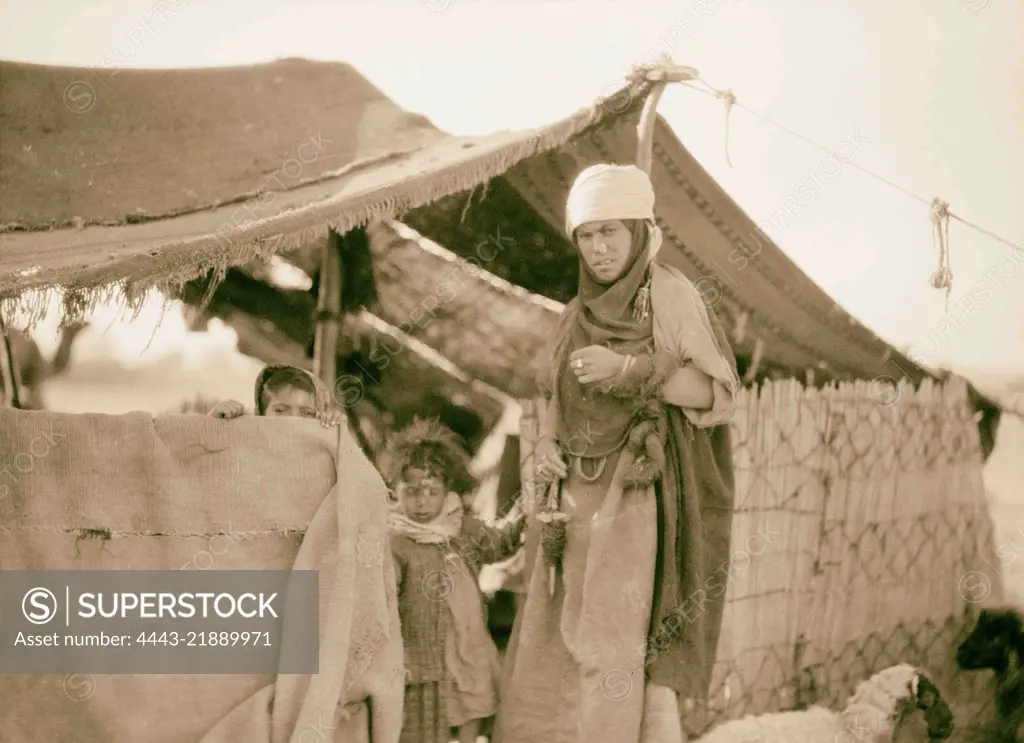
517,375 -> 1001,736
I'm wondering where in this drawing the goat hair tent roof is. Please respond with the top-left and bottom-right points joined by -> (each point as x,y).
0,56 -> 965,396
0,57 -> 628,307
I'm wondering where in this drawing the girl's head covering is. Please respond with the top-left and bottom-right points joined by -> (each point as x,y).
253,364 -> 329,415
564,163 -> 663,262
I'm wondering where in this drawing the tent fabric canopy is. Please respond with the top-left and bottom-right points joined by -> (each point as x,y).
0,57 -> 446,229
0,56 -> 988,405
0,58 -> 649,316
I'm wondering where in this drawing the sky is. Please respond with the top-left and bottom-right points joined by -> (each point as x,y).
1,0 -> 1023,378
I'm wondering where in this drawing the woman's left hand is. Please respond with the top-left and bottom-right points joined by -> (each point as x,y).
569,345 -> 624,385
318,406 -> 345,428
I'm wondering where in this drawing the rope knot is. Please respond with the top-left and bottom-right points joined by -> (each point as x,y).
930,198 -> 950,222
627,52 -> 675,85
928,269 -> 953,291
715,89 -> 737,168
929,197 -> 954,306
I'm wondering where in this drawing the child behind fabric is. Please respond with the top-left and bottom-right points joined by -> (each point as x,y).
207,364 -> 343,426
385,419 -> 525,743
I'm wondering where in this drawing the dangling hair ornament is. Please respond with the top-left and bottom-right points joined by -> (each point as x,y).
633,273 -> 652,322
632,219 -> 659,323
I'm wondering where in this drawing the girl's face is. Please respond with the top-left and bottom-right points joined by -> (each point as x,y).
575,219 -> 633,282
396,467 -> 447,523
264,386 -> 317,418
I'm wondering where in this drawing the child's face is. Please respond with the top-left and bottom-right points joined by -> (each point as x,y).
263,386 -> 317,419
396,467 -> 447,523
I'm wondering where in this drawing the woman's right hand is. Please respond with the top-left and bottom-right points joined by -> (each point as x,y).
209,399 -> 245,419
533,435 -> 568,482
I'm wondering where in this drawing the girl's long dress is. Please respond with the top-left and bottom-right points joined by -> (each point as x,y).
394,516 -> 520,743
493,448 -> 661,743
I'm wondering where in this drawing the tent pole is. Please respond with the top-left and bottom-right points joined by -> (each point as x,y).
0,317 -> 22,409
313,229 -> 344,408
634,62 -> 699,175
313,229 -> 378,460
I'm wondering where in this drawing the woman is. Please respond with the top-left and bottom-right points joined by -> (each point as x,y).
492,164 -> 739,743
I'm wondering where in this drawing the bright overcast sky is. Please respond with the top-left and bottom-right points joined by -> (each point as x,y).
2,0 -> 1022,374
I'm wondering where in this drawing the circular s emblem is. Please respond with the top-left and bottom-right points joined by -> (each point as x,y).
22,587 -> 58,625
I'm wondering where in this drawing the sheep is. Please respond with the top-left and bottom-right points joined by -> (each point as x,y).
693,663 -> 954,743
955,607 -> 1024,742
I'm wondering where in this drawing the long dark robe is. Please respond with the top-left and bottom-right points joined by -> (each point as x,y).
534,265 -> 738,702
646,300 -> 737,700
648,415 -> 734,698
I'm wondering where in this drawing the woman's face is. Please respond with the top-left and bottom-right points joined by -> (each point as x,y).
575,220 -> 634,282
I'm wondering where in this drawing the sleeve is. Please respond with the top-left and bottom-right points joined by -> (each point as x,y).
652,263 -> 740,427
689,303 -> 740,426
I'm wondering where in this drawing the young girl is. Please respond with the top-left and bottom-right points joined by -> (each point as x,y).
385,418 -> 525,743
207,364 -> 344,425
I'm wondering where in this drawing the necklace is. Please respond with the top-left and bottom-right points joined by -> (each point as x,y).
574,456 -> 607,482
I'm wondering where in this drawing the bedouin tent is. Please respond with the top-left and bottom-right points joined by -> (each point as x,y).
0,56 -> 1001,428
0,57 -> 1004,740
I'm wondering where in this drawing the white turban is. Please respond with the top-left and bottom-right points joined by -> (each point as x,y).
564,163 -> 663,259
